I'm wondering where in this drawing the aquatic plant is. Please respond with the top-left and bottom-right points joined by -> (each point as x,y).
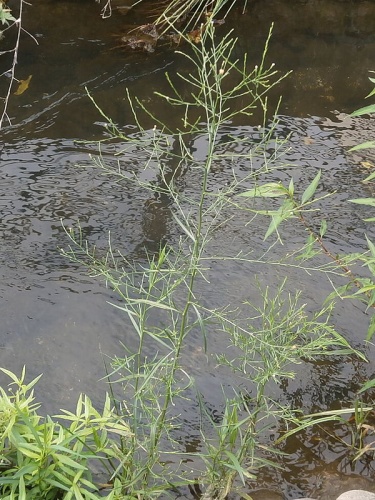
266,71 -> 375,474
60,11 -> 365,498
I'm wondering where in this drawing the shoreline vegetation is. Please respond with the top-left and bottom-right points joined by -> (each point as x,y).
1,0 -> 375,498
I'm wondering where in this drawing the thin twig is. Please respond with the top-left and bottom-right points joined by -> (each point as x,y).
0,0 -> 38,129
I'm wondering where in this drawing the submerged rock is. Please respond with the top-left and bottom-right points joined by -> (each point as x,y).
294,490 -> 375,500
336,491 -> 375,500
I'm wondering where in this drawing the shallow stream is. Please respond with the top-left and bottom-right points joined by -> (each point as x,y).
1,1 -> 375,498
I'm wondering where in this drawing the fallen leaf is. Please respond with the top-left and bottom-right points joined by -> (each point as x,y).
303,136 -> 315,145
14,75 -> 32,95
360,161 -> 375,170
188,28 -> 202,44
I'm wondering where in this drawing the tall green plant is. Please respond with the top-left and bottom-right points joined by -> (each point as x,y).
61,17 -> 364,499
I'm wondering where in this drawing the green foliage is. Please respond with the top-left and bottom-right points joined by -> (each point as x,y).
59,14 -> 366,499
236,170 -> 325,241
0,367 -> 131,499
0,3 -> 15,26
349,73 -> 375,207
349,72 -> 375,151
282,397 -> 375,465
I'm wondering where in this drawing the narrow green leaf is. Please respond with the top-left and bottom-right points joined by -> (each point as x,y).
358,377 -> 375,394
13,463 -> 37,478
319,219 -> 327,238
238,182 -> 288,198
264,200 -> 295,240
24,373 -> 43,392
17,444 -> 41,460
191,303 -> 207,353
45,477 -> 70,492
363,171 -> 375,182
109,299 -> 177,312
351,104 -> 375,117
301,170 -> 321,204
366,314 -> 375,342
82,490 -> 102,500
223,450 -> 246,485
288,177 -> 294,197
264,213 -> 283,240
366,236 -> 375,259
349,198 -> 375,207
349,141 -> 375,151
172,213 -> 195,241
0,368 -> 22,385
54,454 -> 86,470
51,469 -> 73,486
72,483 -> 85,500
275,415 -> 342,444
352,285 -> 375,294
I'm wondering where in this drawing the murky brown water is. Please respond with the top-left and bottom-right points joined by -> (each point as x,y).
1,1 -> 375,498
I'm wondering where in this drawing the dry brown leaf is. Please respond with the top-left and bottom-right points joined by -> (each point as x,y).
187,28 -> 202,44
14,75 -> 32,96
303,136 -> 315,145
360,161 -> 375,170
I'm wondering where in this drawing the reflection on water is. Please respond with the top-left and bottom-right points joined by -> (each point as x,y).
1,1 -> 375,498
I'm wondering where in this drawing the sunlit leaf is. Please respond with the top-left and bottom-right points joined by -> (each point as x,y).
223,450 -> 246,485
366,314 -> 375,342
0,367 -> 22,384
238,183 -> 288,198
288,177 -> 294,196
366,235 -> 375,259
54,454 -> 86,470
358,376 -> 375,394
368,289 -> 375,309
17,443 -> 41,460
351,104 -> 375,117
301,170 -> 321,204
264,200 -> 295,240
350,141 -> 375,151
349,198 -> 375,207
0,6 -> 16,25
352,285 -> 375,294
363,171 -> 375,183
14,75 -> 32,96
319,219 -> 327,238
275,415 -> 342,444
